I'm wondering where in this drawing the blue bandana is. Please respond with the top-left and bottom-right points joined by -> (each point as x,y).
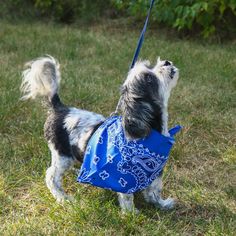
77,116 -> 181,194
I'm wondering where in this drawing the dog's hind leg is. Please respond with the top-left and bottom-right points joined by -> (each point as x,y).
142,176 -> 175,210
46,145 -> 75,202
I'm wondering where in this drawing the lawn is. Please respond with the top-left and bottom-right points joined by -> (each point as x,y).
0,20 -> 235,235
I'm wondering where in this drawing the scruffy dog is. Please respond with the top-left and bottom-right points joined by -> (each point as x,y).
20,55 -> 179,212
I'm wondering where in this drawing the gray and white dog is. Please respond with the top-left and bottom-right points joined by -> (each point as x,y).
20,55 -> 179,212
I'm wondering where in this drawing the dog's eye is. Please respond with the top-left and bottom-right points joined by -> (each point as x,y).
163,61 -> 171,66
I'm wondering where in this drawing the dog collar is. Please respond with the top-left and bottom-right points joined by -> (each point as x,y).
77,116 -> 182,193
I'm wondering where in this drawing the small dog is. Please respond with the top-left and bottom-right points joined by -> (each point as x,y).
20,55 -> 179,212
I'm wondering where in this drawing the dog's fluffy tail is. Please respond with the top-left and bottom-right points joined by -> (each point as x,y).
20,55 -> 62,108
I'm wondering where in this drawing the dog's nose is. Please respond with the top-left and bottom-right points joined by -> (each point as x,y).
164,61 -> 171,66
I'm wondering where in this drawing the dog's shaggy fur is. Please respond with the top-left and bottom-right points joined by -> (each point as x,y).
20,55 -> 179,212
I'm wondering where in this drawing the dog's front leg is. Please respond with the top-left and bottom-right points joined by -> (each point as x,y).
142,176 -> 175,209
117,193 -> 138,213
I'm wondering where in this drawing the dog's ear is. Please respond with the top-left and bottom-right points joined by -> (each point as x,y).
120,85 -> 152,140
123,115 -> 151,140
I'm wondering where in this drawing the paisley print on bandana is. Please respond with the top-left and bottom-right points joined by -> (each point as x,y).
77,116 -> 181,193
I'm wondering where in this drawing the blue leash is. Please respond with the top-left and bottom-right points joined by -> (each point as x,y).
130,0 -> 155,69
112,0 -> 155,115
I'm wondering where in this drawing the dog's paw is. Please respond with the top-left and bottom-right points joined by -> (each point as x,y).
121,208 -> 139,215
159,197 -> 176,210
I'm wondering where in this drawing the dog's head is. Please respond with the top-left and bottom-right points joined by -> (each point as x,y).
120,58 -> 179,139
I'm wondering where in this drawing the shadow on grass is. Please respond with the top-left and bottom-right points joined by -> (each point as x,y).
88,189 -> 235,222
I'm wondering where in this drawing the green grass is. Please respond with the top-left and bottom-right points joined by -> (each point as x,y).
0,20 -> 236,235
